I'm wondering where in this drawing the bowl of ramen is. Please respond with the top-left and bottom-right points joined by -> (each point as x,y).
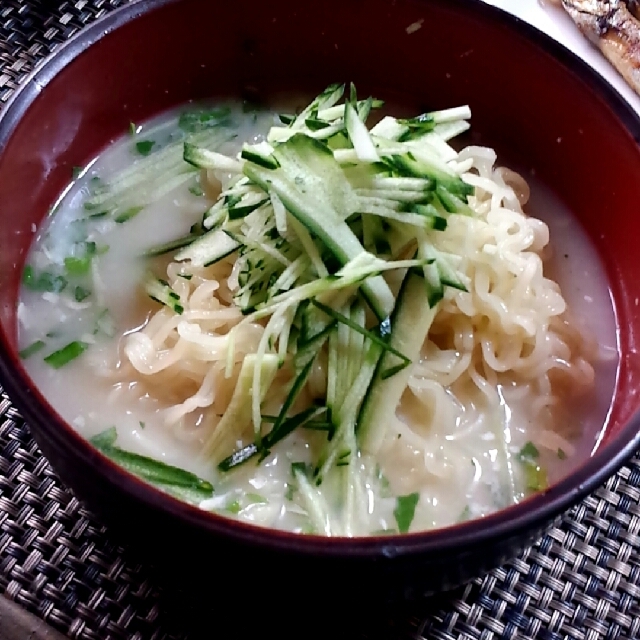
0,0 -> 639,602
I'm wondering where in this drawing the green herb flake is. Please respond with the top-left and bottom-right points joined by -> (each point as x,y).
44,341 -> 88,369
72,166 -> 83,179
518,441 -> 539,462
189,184 -> 205,197
246,493 -> 268,505
135,140 -> 156,156
74,286 -> 91,302
129,122 -> 138,136
19,340 -> 46,360
139,421 -> 146,430
557,448 -> 567,460
22,267 -> 68,294
226,500 -> 242,514
394,492 -> 419,533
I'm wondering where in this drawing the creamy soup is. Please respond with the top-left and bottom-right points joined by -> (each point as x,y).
17,89 -> 618,536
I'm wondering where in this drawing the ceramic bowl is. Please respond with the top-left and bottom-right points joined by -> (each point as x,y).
0,0 -> 639,604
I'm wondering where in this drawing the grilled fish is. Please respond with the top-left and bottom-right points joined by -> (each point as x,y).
561,0 -> 640,94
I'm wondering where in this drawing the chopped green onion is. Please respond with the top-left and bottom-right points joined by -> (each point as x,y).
64,256 -> 91,275
44,341 -> 88,368
64,242 -> 97,275
19,340 -> 46,360
22,266 -> 67,293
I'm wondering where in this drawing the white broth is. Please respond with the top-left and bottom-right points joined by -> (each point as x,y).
17,98 -> 618,536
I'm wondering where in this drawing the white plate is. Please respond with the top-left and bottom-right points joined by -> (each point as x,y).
482,0 -> 640,115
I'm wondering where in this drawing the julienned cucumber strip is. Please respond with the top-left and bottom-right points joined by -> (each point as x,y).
290,83 -> 345,130
145,275 -> 185,314
145,87 -> 473,501
243,135 -> 395,320
357,270 -> 439,455
183,142 -> 243,172
264,355 -> 319,454
344,101 -> 379,163
314,338 -> 383,482
247,255 -> 428,320
310,299 -> 410,365
174,228 -> 240,267
203,353 -> 279,461
218,405 -> 325,472
144,231 -> 202,257
240,143 -> 280,170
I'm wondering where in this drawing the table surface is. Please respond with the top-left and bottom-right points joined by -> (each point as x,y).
1,1 -> 640,639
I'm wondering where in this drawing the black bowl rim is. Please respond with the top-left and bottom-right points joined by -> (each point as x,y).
0,0 -> 639,559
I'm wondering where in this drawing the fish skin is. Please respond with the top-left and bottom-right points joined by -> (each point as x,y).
562,0 -> 640,94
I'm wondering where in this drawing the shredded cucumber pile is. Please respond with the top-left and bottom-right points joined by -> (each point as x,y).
140,83 -> 478,533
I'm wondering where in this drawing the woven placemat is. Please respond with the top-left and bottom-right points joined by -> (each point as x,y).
2,1 -> 640,638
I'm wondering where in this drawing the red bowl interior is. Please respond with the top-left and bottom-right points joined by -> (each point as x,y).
0,0 -> 640,561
